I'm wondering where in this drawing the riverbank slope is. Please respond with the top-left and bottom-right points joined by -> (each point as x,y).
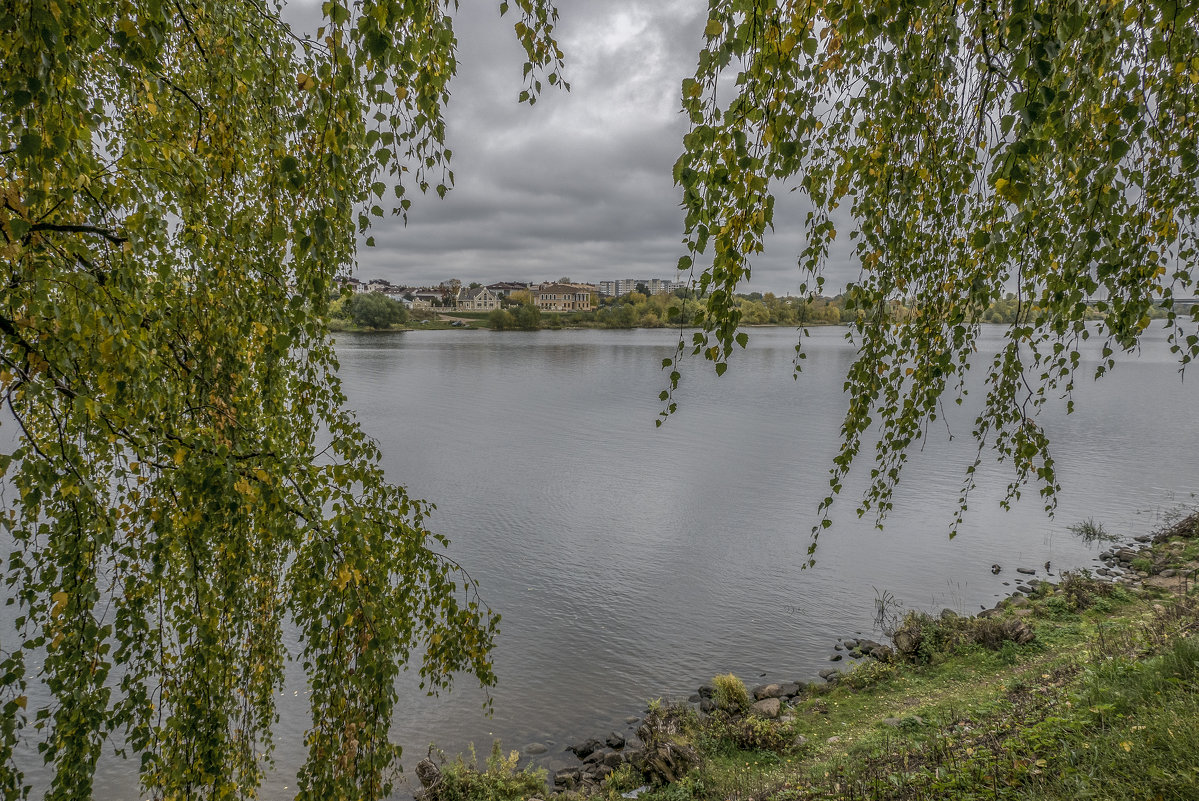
421,511 -> 1199,801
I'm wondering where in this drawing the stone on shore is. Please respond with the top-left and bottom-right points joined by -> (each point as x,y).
751,697 -> 781,719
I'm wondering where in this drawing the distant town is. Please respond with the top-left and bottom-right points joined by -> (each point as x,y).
334,276 -> 686,313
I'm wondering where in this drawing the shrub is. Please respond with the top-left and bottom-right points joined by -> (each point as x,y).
891,612 -> 1035,663
434,741 -> 546,801
711,673 -> 750,712
723,716 -> 793,753
487,309 -> 514,330
1058,571 -> 1116,611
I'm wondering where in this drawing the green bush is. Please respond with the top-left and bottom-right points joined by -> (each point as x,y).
723,716 -> 793,753
711,673 -> 750,713
434,741 -> 546,801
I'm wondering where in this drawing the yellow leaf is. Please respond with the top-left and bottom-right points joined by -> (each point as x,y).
173,448 -> 185,467
14,695 -> 26,710
296,72 -> 315,91
1120,741 -> 1132,752
704,19 -> 723,38
51,590 -> 69,618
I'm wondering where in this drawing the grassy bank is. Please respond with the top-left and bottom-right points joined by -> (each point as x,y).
423,512 -> 1199,801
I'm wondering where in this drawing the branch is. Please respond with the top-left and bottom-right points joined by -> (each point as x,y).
28,223 -> 127,245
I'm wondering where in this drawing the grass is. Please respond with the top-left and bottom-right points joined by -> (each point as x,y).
585,553 -> 1199,801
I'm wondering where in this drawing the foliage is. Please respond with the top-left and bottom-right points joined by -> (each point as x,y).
432,741 -> 546,801
891,611 -> 1036,664
509,303 -> 542,330
718,715 -> 794,754
0,0 -> 564,798
663,0 -> 1199,560
711,673 -> 751,713
1067,518 -> 1115,543
347,291 -> 408,329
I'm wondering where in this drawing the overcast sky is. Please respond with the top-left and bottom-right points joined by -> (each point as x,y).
290,1 -> 850,295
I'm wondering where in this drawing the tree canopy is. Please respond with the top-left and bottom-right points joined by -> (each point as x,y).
0,0 -> 563,798
665,0 -> 1199,560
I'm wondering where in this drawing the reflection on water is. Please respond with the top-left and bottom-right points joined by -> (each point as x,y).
11,326 -> 1199,799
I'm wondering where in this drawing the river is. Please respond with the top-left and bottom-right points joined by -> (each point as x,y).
301,325 -> 1197,793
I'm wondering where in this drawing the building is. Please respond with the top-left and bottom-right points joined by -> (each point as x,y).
334,275 -> 366,293
534,282 -> 595,312
457,286 -> 501,311
486,281 -> 530,297
598,278 -> 681,297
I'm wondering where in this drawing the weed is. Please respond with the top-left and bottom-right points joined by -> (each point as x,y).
433,741 -> 546,801
710,673 -> 750,713
1068,517 -> 1116,543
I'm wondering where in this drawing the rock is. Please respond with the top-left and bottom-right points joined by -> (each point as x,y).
1008,596 -> 1030,608
606,732 -> 626,750
604,750 -> 624,769
593,763 -> 615,779
524,743 -> 548,755
842,639 -> 859,650
991,564 -> 1002,574
1135,535 -> 1152,543
830,654 -> 842,662
826,736 -> 841,744
625,716 -> 640,724
569,739 -> 604,759
699,698 -> 717,714
778,682 -> 801,698
1161,568 -> 1178,578
554,768 -> 581,790
882,717 -> 903,727
940,609 -> 958,621
870,645 -> 893,660
751,698 -> 781,719
1016,567 -> 1036,575
792,734 -> 808,748
687,693 -> 700,703
818,668 -> 840,682
583,749 -> 607,765
892,630 -> 917,654
752,683 -> 780,700
697,683 -> 715,699
978,608 -> 1001,619
1013,608 -> 1034,617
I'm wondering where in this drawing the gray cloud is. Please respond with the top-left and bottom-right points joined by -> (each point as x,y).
291,1 -> 856,294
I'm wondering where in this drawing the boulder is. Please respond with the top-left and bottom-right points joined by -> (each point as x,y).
687,694 -> 701,703
604,750 -> 624,769
524,743 -> 548,756
699,698 -> 717,714
569,738 -> 604,759
554,768 -> 581,790
606,732 -> 626,750
1016,567 -> 1036,575
751,697 -> 781,719
778,682 -> 801,698
752,683 -> 781,700
697,683 -> 715,698
818,668 -> 840,682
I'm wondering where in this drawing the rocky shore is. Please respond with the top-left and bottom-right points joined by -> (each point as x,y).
415,512 -> 1199,801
